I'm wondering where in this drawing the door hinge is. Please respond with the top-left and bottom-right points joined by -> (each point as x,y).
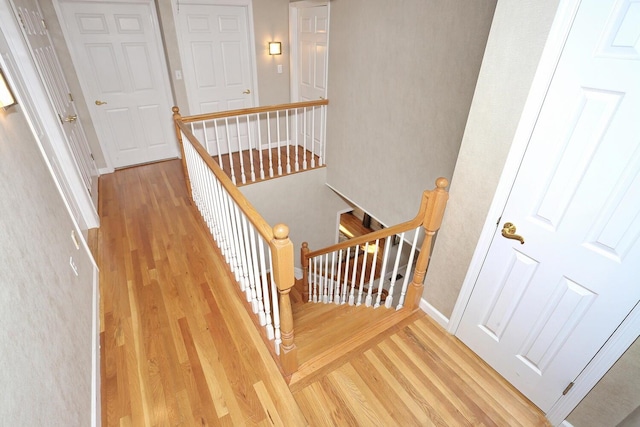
41,19 -> 47,30
68,92 -> 74,102
562,382 -> 575,396
496,216 -> 502,226
57,113 -> 64,125
18,13 -> 26,30
90,153 -> 95,161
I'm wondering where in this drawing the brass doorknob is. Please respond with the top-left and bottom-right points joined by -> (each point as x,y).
502,222 -> 524,244
242,89 -> 251,94
95,100 -> 107,105
63,114 -> 78,122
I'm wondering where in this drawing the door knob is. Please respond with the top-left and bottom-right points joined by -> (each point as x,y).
242,89 -> 251,94
63,114 -> 78,123
502,222 -> 524,244
95,100 -> 107,105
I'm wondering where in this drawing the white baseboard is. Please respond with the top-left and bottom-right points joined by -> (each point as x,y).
560,421 -> 574,427
419,297 -> 449,330
294,267 -> 303,280
98,167 -> 114,175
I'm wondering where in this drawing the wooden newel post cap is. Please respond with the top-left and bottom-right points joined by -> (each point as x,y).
302,242 -> 308,249
273,224 -> 290,240
435,177 -> 449,189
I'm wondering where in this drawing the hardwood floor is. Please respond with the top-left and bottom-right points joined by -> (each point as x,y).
216,146 -> 322,186
95,159 -> 550,426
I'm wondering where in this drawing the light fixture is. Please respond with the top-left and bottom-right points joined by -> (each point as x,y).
0,68 -> 17,109
268,41 -> 282,55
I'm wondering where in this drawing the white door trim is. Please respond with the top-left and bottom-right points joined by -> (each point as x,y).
448,0 -> 639,423
172,0 -> 259,111
289,0 -> 330,102
0,0 -> 98,229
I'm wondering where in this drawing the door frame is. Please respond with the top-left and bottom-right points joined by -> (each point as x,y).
0,0 -> 98,229
53,0 -> 177,172
447,0 -> 639,424
289,0 -> 330,102
172,0 -> 259,113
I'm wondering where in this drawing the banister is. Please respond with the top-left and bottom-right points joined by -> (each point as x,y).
173,107 -> 275,242
178,99 -> 329,124
304,188 -> 432,260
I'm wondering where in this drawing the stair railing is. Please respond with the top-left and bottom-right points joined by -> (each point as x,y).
301,178 -> 449,311
174,100 -> 328,185
173,107 -> 297,375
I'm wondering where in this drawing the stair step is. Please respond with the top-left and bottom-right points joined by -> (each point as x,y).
290,301 -> 418,390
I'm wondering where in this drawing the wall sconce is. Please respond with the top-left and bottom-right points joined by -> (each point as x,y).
0,68 -> 17,109
268,42 -> 282,55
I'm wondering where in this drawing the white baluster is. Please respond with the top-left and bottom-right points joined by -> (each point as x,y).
269,250 -> 281,354
285,109 -> 291,174
256,113 -> 265,180
266,112 -> 274,177
322,254 -> 330,303
357,243 -> 369,306
302,107 -> 308,170
294,108 -> 300,172
342,247 -> 351,304
275,110 -> 282,176
365,240 -> 380,307
398,228 -> 421,310
374,236 -> 392,308
224,118 -> 236,185
307,255 -> 312,302
320,104 -> 326,166
335,249 -> 343,304
233,205 -> 251,300
213,120 -> 223,166
310,106 -> 316,168
235,117 -> 246,184
386,233 -> 405,309
240,212 -> 256,308
258,238 -> 274,340
348,245 -> 359,305
312,256 -> 318,303
245,115 -> 256,182
248,224 -> 266,325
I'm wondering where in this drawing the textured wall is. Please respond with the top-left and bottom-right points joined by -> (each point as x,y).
240,168 -> 350,267
325,0 -> 496,228
0,86 -> 95,423
567,338 -> 640,427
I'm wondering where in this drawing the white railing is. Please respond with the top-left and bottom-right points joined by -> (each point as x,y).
301,179 -> 450,312
173,108 -> 298,374
178,100 -> 328,185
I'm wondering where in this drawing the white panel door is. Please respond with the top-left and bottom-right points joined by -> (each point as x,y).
295,4 -> 328,162
57,0 -> 179,169
456,0 -> 640,413
12,0 -> 97,196
177,3 -> 254,114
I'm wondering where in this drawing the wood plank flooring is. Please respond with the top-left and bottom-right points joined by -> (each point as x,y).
95,159 -> 550,426
216,146 -> 322,186
96,160 -> 306,426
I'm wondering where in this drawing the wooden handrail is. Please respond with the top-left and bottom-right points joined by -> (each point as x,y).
304,189 -> 432,260
178,99 -> 329,124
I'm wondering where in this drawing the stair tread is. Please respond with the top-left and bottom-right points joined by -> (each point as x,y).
294,301 -> 399,366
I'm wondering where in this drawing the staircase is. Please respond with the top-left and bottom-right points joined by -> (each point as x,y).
173,102 -> 450,380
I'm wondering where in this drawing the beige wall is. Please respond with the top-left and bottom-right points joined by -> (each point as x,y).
240,168 -> 350,267
567,338 -> 640,427
425,0 -> 561,317
0,46 -> 95,423
325,0 -> 496,228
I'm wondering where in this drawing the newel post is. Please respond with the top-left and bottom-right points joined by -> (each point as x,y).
301,242 -> 310,302
172,106 -> 192,196
404,178 -> 449,310
271,224 -> 298,375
